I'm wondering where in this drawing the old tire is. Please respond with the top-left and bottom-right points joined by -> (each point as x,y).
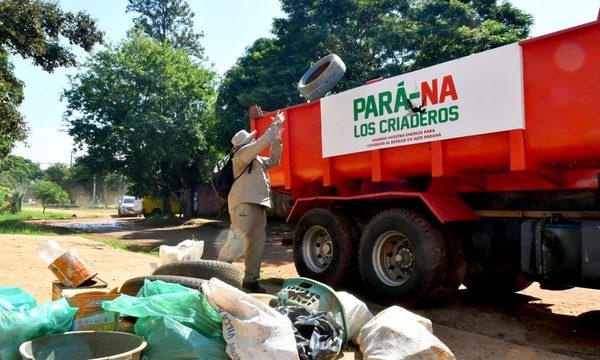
358,209 -> 447,307
153,260 -> 243,289
119,275 -> 206,296
293,208 -> 357,288
297,54 -> 346,101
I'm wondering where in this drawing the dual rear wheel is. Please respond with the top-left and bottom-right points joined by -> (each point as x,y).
294,208 -> 457,306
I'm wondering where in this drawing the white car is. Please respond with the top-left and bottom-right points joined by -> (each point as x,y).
118,196 -> 142,217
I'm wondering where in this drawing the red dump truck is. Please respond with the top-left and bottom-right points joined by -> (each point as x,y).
250,16 -> 600,305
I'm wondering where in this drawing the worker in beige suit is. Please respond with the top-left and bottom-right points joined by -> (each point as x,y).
218,111 -> 284,293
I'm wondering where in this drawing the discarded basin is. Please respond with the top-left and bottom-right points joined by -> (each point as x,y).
19,331 -> 147,360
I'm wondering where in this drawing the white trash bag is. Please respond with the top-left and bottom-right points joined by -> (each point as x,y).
356,305 -> 455,360
201,278 -> 299,360
336,291 -> 373,344
217,229 -> 245,262
159,239 -> 204,265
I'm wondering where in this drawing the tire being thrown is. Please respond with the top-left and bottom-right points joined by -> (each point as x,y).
297,54 -> 346,101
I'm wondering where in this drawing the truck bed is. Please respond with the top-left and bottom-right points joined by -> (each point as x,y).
251,18 -> 600,198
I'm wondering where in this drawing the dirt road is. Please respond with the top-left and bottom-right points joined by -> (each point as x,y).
1,214 -> 599,359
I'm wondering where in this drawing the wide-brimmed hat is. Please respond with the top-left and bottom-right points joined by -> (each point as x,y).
231,129 -> 257,147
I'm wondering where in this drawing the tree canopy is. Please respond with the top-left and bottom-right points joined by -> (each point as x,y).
127,0 -> 204,58
0,0 -> 104,159
63,33 -> 217,216
31,180 -> 68,213
215,0 -> 533,151
0,155 -> 42,212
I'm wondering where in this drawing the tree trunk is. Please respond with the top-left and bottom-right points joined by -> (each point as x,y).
181,188 -> 192,219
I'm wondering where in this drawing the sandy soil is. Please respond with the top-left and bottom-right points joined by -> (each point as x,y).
1,212 -> 600,360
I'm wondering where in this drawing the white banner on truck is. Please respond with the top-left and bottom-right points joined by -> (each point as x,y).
320,43 -> 524,158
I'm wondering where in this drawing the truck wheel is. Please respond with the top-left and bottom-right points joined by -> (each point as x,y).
119,275 -> 206,296
153,260 -> 243,289
293,208 -> 356,288
358,209 -> 447,307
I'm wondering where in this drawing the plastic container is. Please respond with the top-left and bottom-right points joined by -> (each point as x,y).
275,277 -> 349,345
37,239 -> 66,266
37,239 -> 97,287
19,331 -> 147,360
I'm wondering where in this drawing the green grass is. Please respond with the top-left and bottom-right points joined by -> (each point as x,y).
81,234 -> 159,256
9,210 -> 75,220
0,211 -> 68,235
141,214 -> 186,227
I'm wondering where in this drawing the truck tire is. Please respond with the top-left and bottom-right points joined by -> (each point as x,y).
293,208 -> 356,288
297,54 -> 346,101
152,260 -> 243,289
358,209 -> 447,307
119,275 -> 206,296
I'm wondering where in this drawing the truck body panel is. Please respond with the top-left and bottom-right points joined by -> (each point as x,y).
250,17 -> 600,303
254,19 -> 600,197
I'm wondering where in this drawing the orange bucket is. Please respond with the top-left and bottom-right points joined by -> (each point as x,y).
48,249 -> 97,287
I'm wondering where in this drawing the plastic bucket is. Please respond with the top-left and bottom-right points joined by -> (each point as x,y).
19,331 -> 147,360
48,249 -> 97,287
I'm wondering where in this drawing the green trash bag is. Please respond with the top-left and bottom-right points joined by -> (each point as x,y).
0,286 -> 77,360
103,279 -> 222,338
135,316 -> 229,360
102,280 -> 227,359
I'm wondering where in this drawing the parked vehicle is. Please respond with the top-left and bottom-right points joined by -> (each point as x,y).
251,17 -> 600,306
142,194 -> 182,218
118,196 -> 142,217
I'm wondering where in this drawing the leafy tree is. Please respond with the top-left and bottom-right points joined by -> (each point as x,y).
0,0 -> 104,159
0,185 -> 10,212
63,33 -> 217,217
214,0 -> 532,151
0,155 -> 43,212
31,180 -> 68,213
44,163 -> 70,186
0,51 -> 27,159
126,0 -> 204,58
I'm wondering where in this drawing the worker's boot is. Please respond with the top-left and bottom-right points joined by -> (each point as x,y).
242,281 -> 265,293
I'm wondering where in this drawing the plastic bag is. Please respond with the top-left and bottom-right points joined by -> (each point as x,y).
201,278 -> 299,360
135,316 -> 229,360
0,286 -> 77,360
103,280 -> 227,360
276,306 -> 343,360
356,306 -> 455,360
217,229 -> 245,262
335,291 -> 373,344
103,280 -> 222,338
159,239 -> 204,265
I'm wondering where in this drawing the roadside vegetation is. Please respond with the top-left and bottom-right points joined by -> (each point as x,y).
82,235 -> 159,256
0,211 -> 62,235
0,208 -> 114,235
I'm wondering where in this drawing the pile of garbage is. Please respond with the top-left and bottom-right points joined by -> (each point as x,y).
0,239 -> 456,360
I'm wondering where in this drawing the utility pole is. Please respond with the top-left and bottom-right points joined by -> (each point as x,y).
92,175 -> 97,208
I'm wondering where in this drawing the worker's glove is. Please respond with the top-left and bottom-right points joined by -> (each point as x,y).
271,111 -> 285,126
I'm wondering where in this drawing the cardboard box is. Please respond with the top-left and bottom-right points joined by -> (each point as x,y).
60,287 -> 121,331
52,277 -> 108,301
